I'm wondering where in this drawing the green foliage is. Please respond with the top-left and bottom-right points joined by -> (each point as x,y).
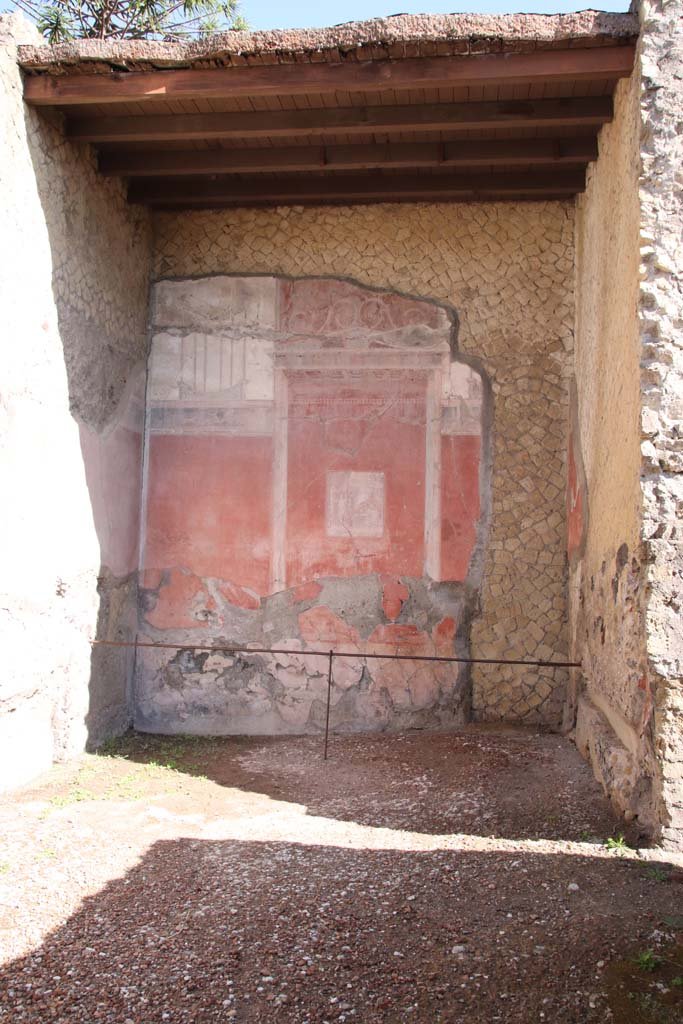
94,735 -> 127,757
49,786 -> 92,807
644,865 -> 670,882
13,0 -> 247,43
147,757 -> 181,771
604,833 -> 630,853
634,949 -> 662,973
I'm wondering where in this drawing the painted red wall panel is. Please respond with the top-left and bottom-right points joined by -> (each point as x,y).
145,434 -> 272,592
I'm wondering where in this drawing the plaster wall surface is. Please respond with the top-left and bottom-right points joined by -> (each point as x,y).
570,66 -> 656,830
0,13 -> 151,789
637,0 -> 683,848
152,201 -> 575,727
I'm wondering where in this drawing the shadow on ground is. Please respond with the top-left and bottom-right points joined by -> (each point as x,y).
1,835 -> 682,1024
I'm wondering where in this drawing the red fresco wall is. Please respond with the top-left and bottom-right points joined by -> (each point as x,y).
144,423 -> 481,602
143,277 -> 484,615
138,275 -> 487,736
145,435 -> 273,593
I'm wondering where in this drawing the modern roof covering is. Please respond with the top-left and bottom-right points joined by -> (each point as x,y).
19,11 -> 639,209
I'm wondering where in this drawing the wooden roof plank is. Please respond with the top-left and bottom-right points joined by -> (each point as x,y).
128,168 -> 586,205
100,137 -> 597,176
150,195 -> 576,209
67,96 -> 613,143
24,45 -> 635,107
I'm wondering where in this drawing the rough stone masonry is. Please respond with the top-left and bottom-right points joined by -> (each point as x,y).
0,2 -> 681,847
636,0 -> 683,848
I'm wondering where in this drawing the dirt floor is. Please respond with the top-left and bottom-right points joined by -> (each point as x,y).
0,727 -> 682,1024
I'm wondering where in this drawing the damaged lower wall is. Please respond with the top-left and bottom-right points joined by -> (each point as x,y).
149,199 -> 575,730
0,14 -> 151,789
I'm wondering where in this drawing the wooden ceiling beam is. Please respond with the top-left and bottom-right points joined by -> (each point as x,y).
69,96 -> 613,144
24,45 -> 635,107
100,137 -> 597,177
150,195 -> 578,209
128,170 -> 586,206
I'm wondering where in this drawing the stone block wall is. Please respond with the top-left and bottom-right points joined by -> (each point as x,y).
0,14 -> 151,789
151,200 -> 575,728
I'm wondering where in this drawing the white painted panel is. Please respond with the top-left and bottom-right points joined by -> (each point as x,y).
326,471 -> 385,538
149,333 -> 181,400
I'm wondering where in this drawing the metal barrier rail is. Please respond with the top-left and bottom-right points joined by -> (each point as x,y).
91,638 -> 580,760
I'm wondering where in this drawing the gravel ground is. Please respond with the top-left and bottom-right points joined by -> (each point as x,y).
0,727 -> 682,1024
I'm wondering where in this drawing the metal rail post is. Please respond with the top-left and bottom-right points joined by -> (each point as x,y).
323,649 -> 333,761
